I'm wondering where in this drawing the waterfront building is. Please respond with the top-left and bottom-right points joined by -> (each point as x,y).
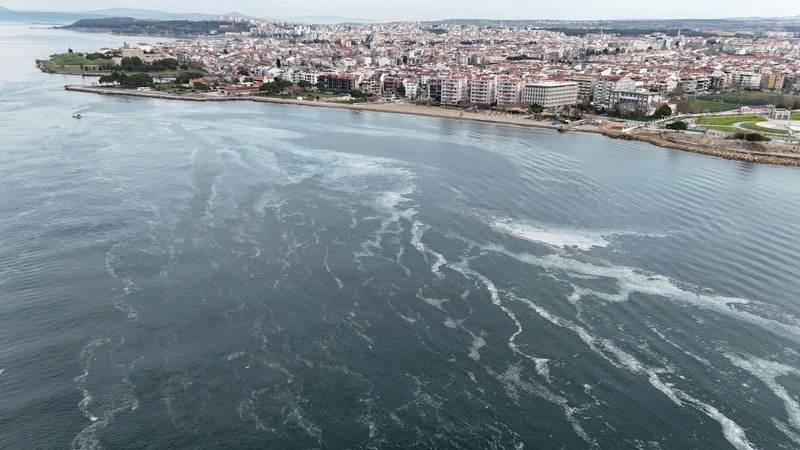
440,76 -> 469,105
495,78 -> 523,106
608,90 -> 662,115
520,81 -> 579,108
469,77 -> 496,105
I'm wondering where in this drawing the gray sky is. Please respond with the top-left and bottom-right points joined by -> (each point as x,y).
4,0 -> 800,22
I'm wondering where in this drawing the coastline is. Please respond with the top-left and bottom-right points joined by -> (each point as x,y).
64,85 -> 800,167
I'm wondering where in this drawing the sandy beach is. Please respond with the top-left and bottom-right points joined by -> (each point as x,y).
64,85 -> 577,130
64,85 -> 800,167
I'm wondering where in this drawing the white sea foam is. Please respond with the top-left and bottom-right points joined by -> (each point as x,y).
535,359 -> 552,383
416,289 -> 449,310
468,336 -> 486,362
324,246 -> 344,289
511,292 -> 756,450
410,220 -> 448,278
444,317 -> 463,329
473,241 -> 800,343
222,351 -> 248,362
493,220 -> 611,250
73,338 -> 141,450
727,353 -> 800,435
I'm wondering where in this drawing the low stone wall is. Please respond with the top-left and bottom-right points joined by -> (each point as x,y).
608,131 -> 800,166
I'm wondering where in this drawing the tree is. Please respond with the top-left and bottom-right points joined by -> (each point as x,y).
666,121 -> 688,130
654,104 -> 673,118
349,89 -> 366,99
396,85 -> 406,97
529,103 -> 544,114
99,71 -> 129,85
297,80 -> 312,91
745,133 -> 770,142
237,67 -> 249,76
259,78 -> 293,94
120,73 -> 153,88
193,82 -> 211,91
176,71 -> 205,84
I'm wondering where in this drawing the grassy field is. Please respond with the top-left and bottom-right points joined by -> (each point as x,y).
695,116 -> 763,126
701,125 -> 738,133
793,114 -> 800,121
50,53 -> 90,65
697,91 -> 799,107
739,122 -> 789,135
677,99 -> 740,113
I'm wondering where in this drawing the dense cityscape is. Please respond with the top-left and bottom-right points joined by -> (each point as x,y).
83,17 -> 800,118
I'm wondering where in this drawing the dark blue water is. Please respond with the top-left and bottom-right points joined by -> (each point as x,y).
2,23 -> 800,449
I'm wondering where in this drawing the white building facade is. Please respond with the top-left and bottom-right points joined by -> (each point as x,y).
520,81 -> 579,108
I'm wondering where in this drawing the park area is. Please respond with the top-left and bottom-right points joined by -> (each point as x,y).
676,91 -> 800,114
694,115 -> 790,136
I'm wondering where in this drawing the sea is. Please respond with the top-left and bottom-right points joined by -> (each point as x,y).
1,23 -> 800,450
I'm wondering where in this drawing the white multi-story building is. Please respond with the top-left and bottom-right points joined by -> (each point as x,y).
469,77 -> 496,105
403,78 -> 419,99
289,71 -> 322,85
730,71 -> 762,90
495,78 -> 523,106
567,76 -> 597,102
593,75 -> 636,106
440,76 -> 469,105
520,81 -> 579,108
608,90 -> 662,115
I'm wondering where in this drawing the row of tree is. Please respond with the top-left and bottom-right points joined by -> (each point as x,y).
98,72 -> 153,88
118,56 -> 182,73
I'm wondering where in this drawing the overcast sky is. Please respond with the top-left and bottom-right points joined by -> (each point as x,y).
4,0 -> 800,22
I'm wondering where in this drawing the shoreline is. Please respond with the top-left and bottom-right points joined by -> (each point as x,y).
64,85 -> 800,167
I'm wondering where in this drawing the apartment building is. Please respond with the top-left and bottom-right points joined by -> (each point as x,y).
593,75 -> 636,106
427,80 -> 442,102
403,77 -> 419,98
318,74 -> 359,91
567,76 -> 596,102
289,71 -> 322,85
760,73 -> 787,91
469,77 -> 496,105
729,71 -> 762,90
520,81 -> 579,108
440,76 -> 469,105
495,78 -> 523,106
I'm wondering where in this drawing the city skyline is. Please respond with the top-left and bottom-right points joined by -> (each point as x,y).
2,0 -> 800,22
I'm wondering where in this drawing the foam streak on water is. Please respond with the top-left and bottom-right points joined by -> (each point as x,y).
3,25 -> 800,448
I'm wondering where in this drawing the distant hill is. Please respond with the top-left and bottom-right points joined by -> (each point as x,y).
0,6 -> 105,23
0,6 -> 257,24
85,8 -> 220,21
64,17 -> 253,37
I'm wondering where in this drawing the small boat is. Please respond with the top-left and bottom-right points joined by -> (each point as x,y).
72,113 -> 82,119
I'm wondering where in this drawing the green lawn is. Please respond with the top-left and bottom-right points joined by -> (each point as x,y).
792,114 -> 800,121
739,122 -> 789,135
695,116 -> 763,126
50,53 -> 90,65
698,91 -> 798,107
677,99 -> 740,113
702,125 -> 738,133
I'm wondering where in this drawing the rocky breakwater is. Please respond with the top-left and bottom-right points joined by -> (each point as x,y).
606,129 -> 800,167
